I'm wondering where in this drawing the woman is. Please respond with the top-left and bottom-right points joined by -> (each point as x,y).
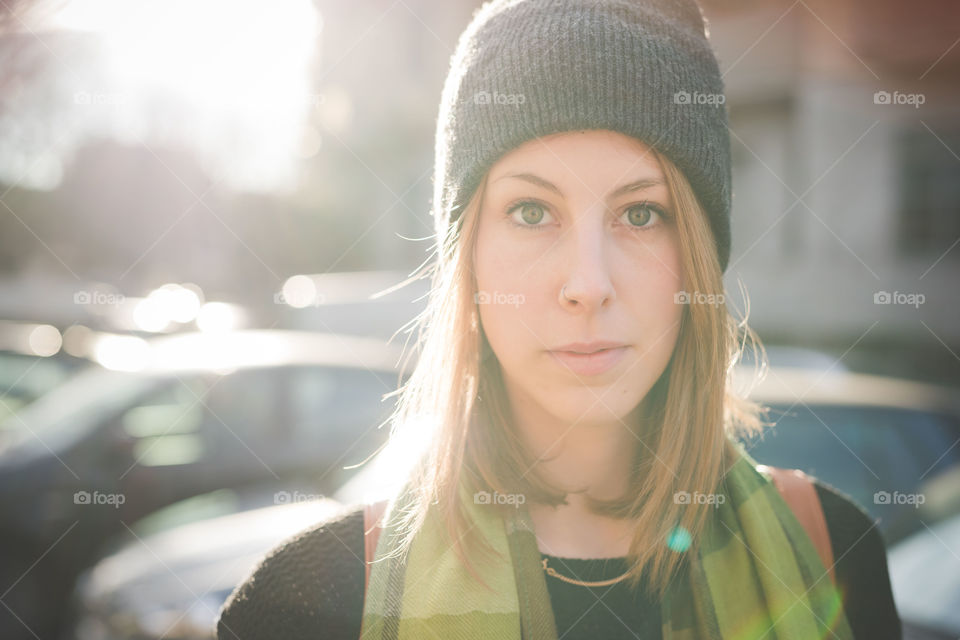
217,0 -> 901,638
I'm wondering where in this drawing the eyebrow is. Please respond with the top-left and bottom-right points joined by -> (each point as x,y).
493,172 -> 664,200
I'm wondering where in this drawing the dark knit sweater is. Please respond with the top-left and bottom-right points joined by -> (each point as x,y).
216,481 -> 902,639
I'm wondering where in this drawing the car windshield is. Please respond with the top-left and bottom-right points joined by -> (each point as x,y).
0,367 -> 163,461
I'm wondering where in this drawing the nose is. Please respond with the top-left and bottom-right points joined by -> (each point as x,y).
558,214 -> 616,311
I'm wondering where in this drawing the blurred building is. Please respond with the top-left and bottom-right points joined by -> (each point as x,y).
702,0 -> 960,376
0,0 -> 957,380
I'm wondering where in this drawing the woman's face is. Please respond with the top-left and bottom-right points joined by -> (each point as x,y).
472,129 -> 684,429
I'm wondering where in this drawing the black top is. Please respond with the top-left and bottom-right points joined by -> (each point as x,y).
216,481 -> 902,640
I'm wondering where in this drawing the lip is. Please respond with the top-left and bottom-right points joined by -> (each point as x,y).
550,340 -> 627,354
548,345 -> 629,376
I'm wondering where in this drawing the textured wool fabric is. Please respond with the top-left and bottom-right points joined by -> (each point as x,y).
357,442 -> 854,640
215,479 -> 902,639
432,0 -> 734,271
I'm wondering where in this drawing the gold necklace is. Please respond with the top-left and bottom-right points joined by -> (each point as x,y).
541,557 -> 631,587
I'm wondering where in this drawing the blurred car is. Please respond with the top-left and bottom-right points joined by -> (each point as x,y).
0,329 -> 411,640
738,344 -> 850,373
65,365 -> 960,640
66,476 -> 375,640
737,366 -> 960,545
69,487 -> 346,640
0,350 -> 83,424
886,470 -> 960,640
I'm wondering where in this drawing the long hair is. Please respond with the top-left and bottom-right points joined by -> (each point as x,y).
373,144 -> 769,599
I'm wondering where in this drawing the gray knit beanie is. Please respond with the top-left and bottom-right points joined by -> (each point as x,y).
432,0 -> 732,272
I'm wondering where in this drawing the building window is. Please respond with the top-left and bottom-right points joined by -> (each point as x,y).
897,122 -> 960,258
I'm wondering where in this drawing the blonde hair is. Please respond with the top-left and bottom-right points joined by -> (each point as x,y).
374,143 -> 769,598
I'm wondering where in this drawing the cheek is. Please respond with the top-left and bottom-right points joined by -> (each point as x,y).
473,224 -> 547,353
474,215 -> 548,299
616,240 -> 685,398
657,245 -> 685,309
620,231 -> 685,310
475,221 -> 527,278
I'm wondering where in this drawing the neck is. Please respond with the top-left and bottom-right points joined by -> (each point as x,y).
507,387 -> 642,558
521,413 -> 636,502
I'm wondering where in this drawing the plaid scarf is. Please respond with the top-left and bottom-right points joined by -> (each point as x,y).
360,444 -> 853,639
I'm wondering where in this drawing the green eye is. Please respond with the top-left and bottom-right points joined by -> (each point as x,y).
518,203 -> 545,224
623,203 -> 667,228
506,200 -> 551,230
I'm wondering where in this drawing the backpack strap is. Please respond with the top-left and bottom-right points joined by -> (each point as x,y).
362,499 -> 389,597
757,465 -> 836,585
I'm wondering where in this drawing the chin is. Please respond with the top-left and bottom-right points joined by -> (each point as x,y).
547,390 -> 644,427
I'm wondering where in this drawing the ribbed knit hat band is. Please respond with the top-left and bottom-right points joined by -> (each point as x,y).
432,0 -> 733,272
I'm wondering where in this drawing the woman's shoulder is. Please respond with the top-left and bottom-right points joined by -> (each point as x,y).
810,478 -> 903,639
810,477 -> 883,555
215,503 -> 366,640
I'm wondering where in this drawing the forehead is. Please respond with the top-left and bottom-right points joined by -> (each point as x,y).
488,130 -> 665,185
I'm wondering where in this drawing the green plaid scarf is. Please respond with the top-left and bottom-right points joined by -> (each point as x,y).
360,444 -> 854,639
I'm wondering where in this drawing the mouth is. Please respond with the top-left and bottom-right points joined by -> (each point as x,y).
559,347 -> 618,355
548,345 -> 629,376
550,340 -> 628,354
